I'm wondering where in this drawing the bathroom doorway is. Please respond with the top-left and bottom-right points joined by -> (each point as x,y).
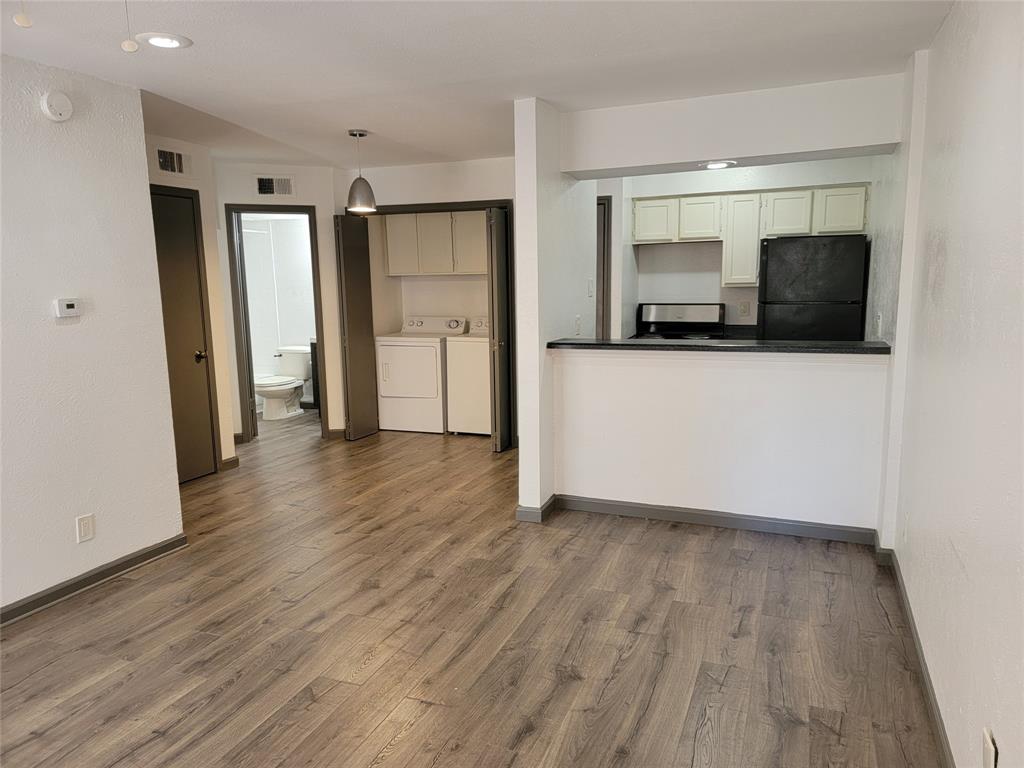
225,206 -> 328,442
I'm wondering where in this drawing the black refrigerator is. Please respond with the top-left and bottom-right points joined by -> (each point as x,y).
757,235 -> 869,341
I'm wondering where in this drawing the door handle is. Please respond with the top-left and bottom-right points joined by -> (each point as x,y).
194,350 -> 208,363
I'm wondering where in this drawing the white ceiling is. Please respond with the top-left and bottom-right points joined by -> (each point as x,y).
2,1 -> 951,168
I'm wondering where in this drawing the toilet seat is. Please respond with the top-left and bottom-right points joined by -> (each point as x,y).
255,375 -> 301,391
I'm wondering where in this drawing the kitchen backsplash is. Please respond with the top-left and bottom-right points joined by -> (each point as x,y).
636,241 -> 759,325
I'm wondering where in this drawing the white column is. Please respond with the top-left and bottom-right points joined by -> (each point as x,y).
513,98 -> 597,516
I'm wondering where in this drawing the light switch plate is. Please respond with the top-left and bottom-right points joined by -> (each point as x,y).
739,301 -> 751,318
76,514 -> 95,543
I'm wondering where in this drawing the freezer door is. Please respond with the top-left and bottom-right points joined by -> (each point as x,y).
758,303 -> 865,341
760,235 -> 868,303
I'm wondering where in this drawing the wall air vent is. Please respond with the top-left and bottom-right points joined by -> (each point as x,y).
156,148 -> 191,176
255,176 -> 294,196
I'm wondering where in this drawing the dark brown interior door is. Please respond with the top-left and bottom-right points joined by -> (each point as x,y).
487,207 -> 514,452
335,215 -> 379,440
151,187 -> 218,482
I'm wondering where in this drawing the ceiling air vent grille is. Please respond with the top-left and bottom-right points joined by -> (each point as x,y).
256,176 -> 294,196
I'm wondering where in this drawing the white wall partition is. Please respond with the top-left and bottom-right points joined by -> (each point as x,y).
514,98 -> 596,510
1,56 -> 183,605
215,162 -> 345,430
145,135 -> 237,462
553,351 -> 889,528
561,75 -> 904,178
334,157 -> 513,209
892,3 -> 1024,765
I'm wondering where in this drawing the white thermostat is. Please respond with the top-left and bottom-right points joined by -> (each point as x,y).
54,298 -> 81,317
40,91 -> 73,122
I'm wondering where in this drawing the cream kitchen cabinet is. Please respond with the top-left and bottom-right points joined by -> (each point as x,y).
721,194 -> 761,286
417,212 -> 455,273
812,187 -> 867,233
384,214 -> 420,275
677,196 -> 721,240
452,211 -> 488,274
761,189 -> 813,237
633,198 -> 678,242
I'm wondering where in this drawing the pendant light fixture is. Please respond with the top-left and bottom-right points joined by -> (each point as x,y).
120,0 -> 139,52
346,129 -> 377,214
12,0 -> 32,28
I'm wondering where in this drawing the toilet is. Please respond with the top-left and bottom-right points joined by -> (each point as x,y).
254,345 -> 311,420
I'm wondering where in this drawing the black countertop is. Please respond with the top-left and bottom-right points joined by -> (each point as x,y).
547,337 -> 891,355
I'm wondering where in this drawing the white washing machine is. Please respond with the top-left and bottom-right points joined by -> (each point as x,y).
375,316 -> 467,433
446,316 -> 492,435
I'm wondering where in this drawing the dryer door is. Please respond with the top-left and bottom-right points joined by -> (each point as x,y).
377,343 -> 439,399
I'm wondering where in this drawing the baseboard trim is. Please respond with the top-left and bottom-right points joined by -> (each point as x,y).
325,429 -> 348,441
872,530 -> 895,567
516,495 -> 556,523
889,552 -> 956,768
0,533 -> 189,626
233,432 -> 244,445
554,494 -> 875,545
218,455 -> 240,471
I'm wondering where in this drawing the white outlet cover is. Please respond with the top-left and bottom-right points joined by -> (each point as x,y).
41,91 -> 73,122
75,514 -> 95,543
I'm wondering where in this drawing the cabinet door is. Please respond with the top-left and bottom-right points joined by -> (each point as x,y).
678,196 -> 721,240
417,213 -> 455,273
761,190 -> 813,236
722,194 -> 761,286
452,211 -> 488,274
385,214 -> 420,275
633,198 -> 678,242
812,187 -> 867,233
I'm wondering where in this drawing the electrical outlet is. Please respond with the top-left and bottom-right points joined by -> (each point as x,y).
574,314 -> 582,336
738,301 -> 751,318
875,313 -> 882,337
75,514 -> 95,543
983,727 -> 998,768
587,278 -> 594,298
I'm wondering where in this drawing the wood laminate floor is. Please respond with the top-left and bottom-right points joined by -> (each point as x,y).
1,413 -> 941,767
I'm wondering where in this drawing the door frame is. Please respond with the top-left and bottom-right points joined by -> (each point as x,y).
374,199 -> 517,449
225,204 -> 329,442
596,195 -> 612,340
150,184 -> 229,474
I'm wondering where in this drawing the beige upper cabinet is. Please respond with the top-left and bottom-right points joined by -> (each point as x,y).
761,190 -> 813,237
722,194 -> 761,286
678,196 -> 721,240
385,214 -> 420,276
452,211 -> 488,275
812,187 -> 867,233
633,198 -> 679,242
416,213 -> 455,274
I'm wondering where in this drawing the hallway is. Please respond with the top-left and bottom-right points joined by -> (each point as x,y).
1,420 -> 939,767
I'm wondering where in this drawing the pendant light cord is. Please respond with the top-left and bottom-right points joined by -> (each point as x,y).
356,134 -> 362,177
123,0 -> 132,39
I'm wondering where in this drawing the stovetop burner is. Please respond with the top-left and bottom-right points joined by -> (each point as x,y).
633,303 -> 726,342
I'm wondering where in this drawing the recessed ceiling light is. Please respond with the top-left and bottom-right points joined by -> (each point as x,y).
135,32 -> 193,49
703,160 -> 737,170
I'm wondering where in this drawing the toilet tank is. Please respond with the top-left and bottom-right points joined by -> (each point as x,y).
276,345 -> 312,379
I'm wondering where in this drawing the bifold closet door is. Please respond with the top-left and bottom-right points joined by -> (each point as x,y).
335,214 -> 379,440
487,207 -> 514,452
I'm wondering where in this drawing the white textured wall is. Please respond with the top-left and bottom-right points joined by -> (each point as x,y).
514,98 -> 596,509
562,75 -> 904,178
145,134 -> 236,460
1,56 -> 183,605
554,351 -> 889,528
214,162 -> 344,430
895,4 -> 1024,766
334,157 -> 513,209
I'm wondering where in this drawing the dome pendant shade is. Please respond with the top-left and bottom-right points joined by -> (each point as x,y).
347,175 -> 377,214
